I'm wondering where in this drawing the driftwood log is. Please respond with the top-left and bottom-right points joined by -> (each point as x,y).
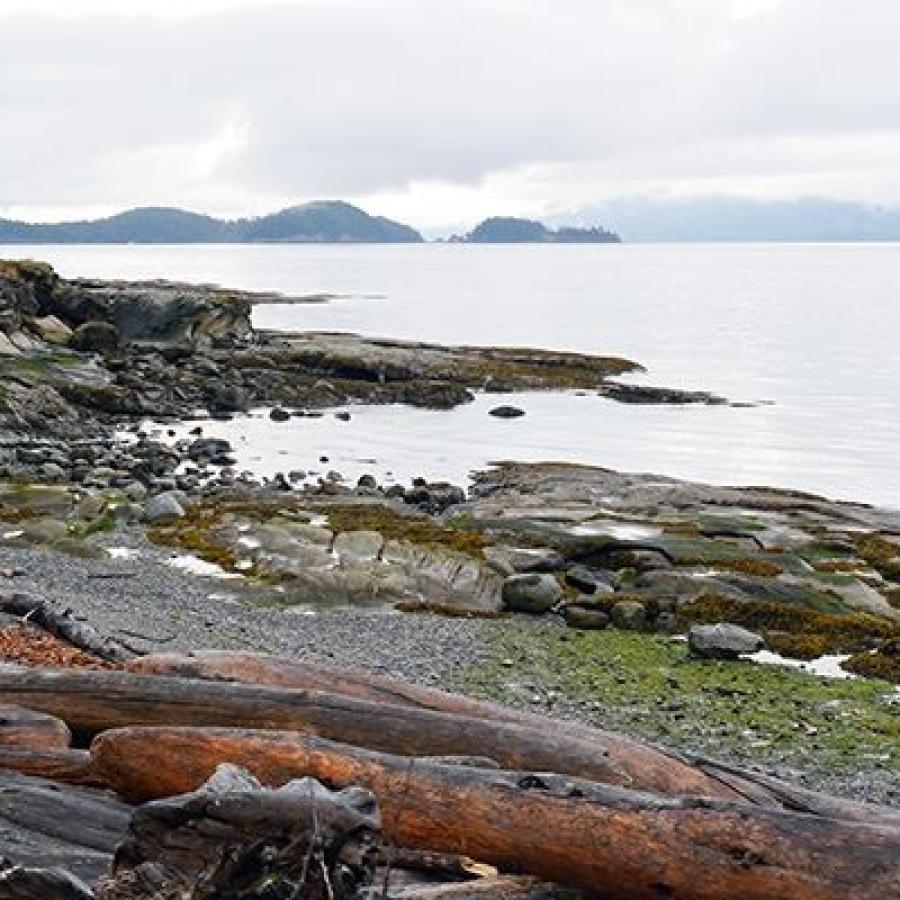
90,726 -> 900,900
0,594 -> 133,664
0,703 -> 70,749
0,666 -> 740,799
123,650 -> 900,822
0,860 -> 95,900
0,748 -> 99,785
0,772 -> 131,883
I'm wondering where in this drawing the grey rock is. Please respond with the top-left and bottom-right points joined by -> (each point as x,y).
69,320 -> 122,355
565,564 -> 615,595
610,600 -> 647,631
484,545 -> 565,576
501,573 -> 563,613
563,605 -> 611,630
688,623 -> 765,659
143,493 -> 186,523
334,530 -> 384,562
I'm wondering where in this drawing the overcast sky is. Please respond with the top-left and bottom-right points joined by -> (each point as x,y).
2,0 -> 899,230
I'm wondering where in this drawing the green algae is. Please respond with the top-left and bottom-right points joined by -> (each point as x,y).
677,594 -> 897,654
320,503 -> 487,558
456,622 -> 900,777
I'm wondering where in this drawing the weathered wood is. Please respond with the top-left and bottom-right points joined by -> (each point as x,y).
0,703 -> 70,750
97,764 -> 379,900
91,727 -> 900,900
0,593 -> 133,664
0,771 -> 131,884
0,861 -> 95,900
126,650 -> 900,824
0,747 -> 100,786
0,666 -> 738,799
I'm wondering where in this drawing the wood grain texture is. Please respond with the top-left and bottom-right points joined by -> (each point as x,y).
91,726 -> 900,900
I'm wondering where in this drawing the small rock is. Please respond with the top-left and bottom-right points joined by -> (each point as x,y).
269,408 -> 291,422
501,573 -> 563,614
688,623 -> 765,660
563,605 -> 611,630
489,405 -> 526,419
610,600 -> 647,631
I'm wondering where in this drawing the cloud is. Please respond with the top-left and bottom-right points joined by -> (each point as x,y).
1,0 -> 899,227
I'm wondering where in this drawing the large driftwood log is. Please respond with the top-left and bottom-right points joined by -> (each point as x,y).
0,772 -> 131,883
0,594 -> 133,664
91,727 -> 900,900
0,667 -> 738,799
124,650 -> 900,823
0,703 -> 70,749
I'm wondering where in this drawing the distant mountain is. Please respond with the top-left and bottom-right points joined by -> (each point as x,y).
558,196 -> 900,242
0,201 -> 423,244
461,216 -> 620,243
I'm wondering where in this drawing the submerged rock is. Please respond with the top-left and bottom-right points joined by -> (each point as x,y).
489,405 -> 526,418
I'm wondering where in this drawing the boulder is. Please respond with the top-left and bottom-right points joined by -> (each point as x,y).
688,623 -> 765,660
69,321 -> 122,355
143,493 -> 186,524
501,573 -> 563,614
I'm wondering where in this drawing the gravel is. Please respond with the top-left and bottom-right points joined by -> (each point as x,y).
0,533 -> 490,687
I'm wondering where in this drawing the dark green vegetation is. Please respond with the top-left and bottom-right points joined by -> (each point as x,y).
457,622 -> 900,781
463,216 -> 620,243
0,201 -> 422,244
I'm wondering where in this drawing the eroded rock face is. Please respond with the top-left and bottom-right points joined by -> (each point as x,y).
55,279 -> 253,349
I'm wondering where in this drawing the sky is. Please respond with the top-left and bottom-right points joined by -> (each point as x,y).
2,0 -> 899,232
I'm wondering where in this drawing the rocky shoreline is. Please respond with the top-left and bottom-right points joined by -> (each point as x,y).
0,259 -> 898,896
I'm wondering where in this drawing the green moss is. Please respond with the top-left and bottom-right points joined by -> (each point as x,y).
677,594 -> 897,654
456,622 -> 900,777
320,504 -> 487,558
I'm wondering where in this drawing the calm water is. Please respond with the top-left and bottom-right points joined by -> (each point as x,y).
11,243 -> 900,507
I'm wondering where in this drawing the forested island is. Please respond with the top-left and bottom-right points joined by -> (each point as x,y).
0,205 -> 621,246
458,216 -> 621,243
0,201 -> 423,244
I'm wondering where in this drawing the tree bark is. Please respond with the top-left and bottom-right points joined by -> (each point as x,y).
0,667 -> 739,800
90,726 -> 900,900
